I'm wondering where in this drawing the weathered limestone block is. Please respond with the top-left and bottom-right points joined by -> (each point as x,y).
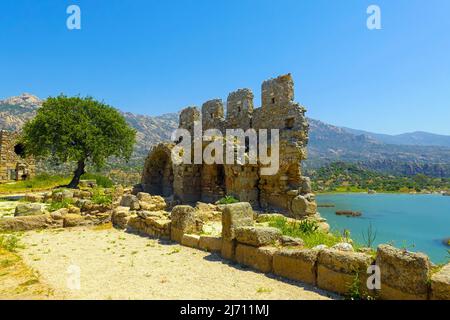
79,180 -> 97,188
234,226 -> 281,247
63,214 -> 91,228
317,249 -> 373,296
50,208 -> 69,220
273,248 -> 319,285
221,202 -> 254,241
0,214 -> 62,231
24,194 -> 43,203
52,189 -> 74,202
332,242 -> 354,252
221,239 -> 237,261
170,205 -> 203,242
181,234 -> 200,249
235,244 -> 278,273
291,195 -> 317,218
430,263 -> 450,300
137,192 -> 167,211
199,235 -> 222,253
376,245 -> 431,300
280,235 -> 304,247
14,203 -> 46,217
111,206 -> 131,229
120,194 -> 140,210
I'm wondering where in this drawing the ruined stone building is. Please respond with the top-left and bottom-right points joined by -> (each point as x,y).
141,74 -> 317,218
0,130 -> 35,182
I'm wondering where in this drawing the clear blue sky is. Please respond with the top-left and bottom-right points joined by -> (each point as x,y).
1,0 -> 449,135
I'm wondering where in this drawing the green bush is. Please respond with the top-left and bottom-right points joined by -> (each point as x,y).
81,173 -> 114,188
217,196 -> 239,205
266,216 -> 343,248
91,188 -> 112,205
0,234 -> 23,252
48,198 -> 74,212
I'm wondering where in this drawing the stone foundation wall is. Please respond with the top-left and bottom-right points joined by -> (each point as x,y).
113,200 -> 449,300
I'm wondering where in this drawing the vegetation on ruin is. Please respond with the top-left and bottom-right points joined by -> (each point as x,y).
21,95 -> 136,188
48,198 -> 74,212
217,196 -> 240,205
91,188 -> 113,205
0,174 -> 70,194
265,216 -> 344,248
308,162 -> 450,193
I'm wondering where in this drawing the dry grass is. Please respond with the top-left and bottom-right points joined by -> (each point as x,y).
0,248 -> 56,299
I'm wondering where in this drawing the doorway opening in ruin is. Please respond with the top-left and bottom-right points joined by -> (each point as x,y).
142,145 -> 174,197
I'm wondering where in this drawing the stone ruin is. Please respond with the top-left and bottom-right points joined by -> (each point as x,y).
0,130 -> 35,183
140,74 -> 317,219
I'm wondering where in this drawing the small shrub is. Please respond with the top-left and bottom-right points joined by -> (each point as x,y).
297,220 -> 319,234
266,216 -> 343,248
217,196 -> 239,205
0,234 -> 24,252
48,198 -> 73,212
91,188 -> 113,205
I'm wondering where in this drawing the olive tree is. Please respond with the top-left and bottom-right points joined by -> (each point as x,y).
22,95 -> 136,188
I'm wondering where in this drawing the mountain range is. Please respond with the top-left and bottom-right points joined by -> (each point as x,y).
2,93 -> 450,177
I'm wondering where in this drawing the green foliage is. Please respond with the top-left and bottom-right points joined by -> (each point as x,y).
309,162 -> 450,193
48,198 -> 73,212
217,196 -> 239,205
81,173 -> 114,188
0,233 -> 24,252
0,174 -> 70,193
266,217 -> 342,248
91,188 -> 112,205
21,95 -> 136,186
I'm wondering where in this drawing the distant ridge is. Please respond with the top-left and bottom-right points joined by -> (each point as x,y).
2,93 -> 450,177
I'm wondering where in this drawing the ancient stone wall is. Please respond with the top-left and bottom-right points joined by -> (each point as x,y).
141,74 -> 316,218
0,130 -> 35,183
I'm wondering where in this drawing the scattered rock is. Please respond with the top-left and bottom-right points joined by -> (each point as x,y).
63,214 -> 90,228
14,203 -> 46,217
120,194 -> 140,210
291,195 -> 317,219
0,214 -> 62,231
442,237 -> 450,247
332,242 -> 354,252
280,235 -> 304,247
313,244 -> 328,250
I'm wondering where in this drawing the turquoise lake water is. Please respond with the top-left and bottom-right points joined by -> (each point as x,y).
316,194 -> 450,264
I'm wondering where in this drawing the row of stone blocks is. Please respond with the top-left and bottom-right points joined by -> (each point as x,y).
121,202 -> 449,300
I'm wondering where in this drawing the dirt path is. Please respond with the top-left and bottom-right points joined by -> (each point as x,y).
16,226 -> 338,300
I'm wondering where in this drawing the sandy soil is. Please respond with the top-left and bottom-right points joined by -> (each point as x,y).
16,226 -> 338,300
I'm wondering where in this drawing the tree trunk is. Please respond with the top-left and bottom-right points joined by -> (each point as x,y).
67,160 -> 86,189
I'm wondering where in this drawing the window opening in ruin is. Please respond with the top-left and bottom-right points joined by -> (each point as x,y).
285,117 -> 295,130
14,143 -> 26,157
272,97 -> 276,104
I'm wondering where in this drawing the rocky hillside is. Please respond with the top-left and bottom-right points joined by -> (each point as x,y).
2,94 -> 450,177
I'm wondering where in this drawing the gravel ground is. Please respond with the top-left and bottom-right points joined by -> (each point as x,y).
17,226 -> 338,300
